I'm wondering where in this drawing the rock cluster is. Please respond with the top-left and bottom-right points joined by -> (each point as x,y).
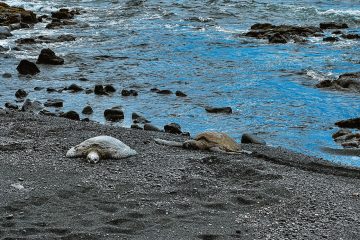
316,72 -> 360,93
0,2 -> 37,26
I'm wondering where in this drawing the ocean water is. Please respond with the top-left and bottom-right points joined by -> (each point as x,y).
1,0 -> 360,166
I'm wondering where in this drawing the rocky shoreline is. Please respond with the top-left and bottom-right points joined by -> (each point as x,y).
1,109 -> 360,239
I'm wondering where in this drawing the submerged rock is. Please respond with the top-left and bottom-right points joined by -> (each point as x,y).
175,91 -> 187,97
16,60 -> 40,75
2,73 -> 12,78
205,106 -> 232,114
320,22 -> 349,30
37,48 -> 64,65
15,89 -> 27,99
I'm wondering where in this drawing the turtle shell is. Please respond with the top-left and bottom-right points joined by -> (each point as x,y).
194,132 -> 240,152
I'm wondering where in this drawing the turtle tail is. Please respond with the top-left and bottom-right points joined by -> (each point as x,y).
154,138 -> 183,147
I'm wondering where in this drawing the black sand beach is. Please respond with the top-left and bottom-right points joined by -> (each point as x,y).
0,109 -> 359,239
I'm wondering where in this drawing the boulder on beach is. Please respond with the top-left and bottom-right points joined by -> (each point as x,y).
241,133 -> 266,145
164,123 -> 182,134
144,123 -> 161,132
21,99 -> 43,112
60,111 -> 80,121
82,106 -> 93,115
16,60 -> 40,75
0,2 -> 37,26
104,108 -> 124,121
36,48 -> 64,65
5,102 -> 18,110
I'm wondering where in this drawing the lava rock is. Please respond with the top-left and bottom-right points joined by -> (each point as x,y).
15,89 -> 27,99
44,99 -> 63,108
323,36 -> 339,42
320,22 -> 349,29
268,33 -> 287,44
175,91 -> 187,97
241,133 -> 266,145
104,108 -> 124,121
332,129 -> 352,139
82,106 -> 93,115
36,48 -> 64,65
144,123 -> 161,132
94,85 -> 107,95
5,102 -> 18,110
164,123 -> 182,134
121,89 -> 138,96
341,34 -> 360,40
335,118 -> 360,129
16,60 -> 40,75
21,99 -> 43,112
51,8 -> 76,19
66,84 -> 83,92
104,85 -> 116,93
61,111 -> 80,121
205,106 -> 232,114
157,89 -> 173,94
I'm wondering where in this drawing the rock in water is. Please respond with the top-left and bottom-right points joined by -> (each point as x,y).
15,89 -> 27,99
104,108 -> 124,121
37,48 -> 64,65
241,133 -> 266,145
335,118 -> 360,129
205,106 -> 232,114
66,135 -> 137,163
16,60 -> 40,75
82,106 -> 93,115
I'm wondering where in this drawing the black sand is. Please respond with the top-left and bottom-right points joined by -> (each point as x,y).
0,109 -> 359,239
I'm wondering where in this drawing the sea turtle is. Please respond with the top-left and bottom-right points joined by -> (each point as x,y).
66,136 -> 137,163
154,132 -> 252,154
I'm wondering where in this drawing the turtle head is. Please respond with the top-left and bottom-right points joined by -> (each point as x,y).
86,150 -> 100,164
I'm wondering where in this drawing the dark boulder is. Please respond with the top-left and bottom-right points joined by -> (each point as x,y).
121,89 -> 138,96
37,48 -> 64,65
132,112 -> 150,124
175,91 -> 187,97
15,89 -> 27,99
335,118 -> 360,129
157,89 -> 172,94
104,108 -> 124,121
205,106 -> 232,114
0,2 -> 37,26
21,99 -> 43,112
323,36 -> 339,42
250,23 -> 275,30
2,73 -> 12,78
164,123 -> 182,134
66,84 -> 83,92
44,99 -> 63,108
144,123 -> 161,132
61,111 -> 80,121
341,34 -> 360,40
51,9 -> 75,19
316,72 -> 360,93
320,22 -> 348,29
82,106 -> 93,115
104,84 -> 116,93
131,124 -> 143,130
268,33 -> 287,44
5,102 -> 18,110
241,133 -> 266,145
16,60 -> 40,75
94,85 -> 107,95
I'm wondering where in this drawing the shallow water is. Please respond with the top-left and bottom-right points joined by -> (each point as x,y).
1,0 -> 360,166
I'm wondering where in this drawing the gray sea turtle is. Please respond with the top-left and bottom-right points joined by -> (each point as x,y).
155,132 -> 252,154
66,136 -> 137,163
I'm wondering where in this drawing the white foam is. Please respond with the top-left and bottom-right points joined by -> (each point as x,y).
317,9 -> 360,16
306,70 -> 333,82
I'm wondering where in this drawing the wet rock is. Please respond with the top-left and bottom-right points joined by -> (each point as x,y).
15,89 -> 27,99
164,123 -> 182,134
332,129 -> 352,139
104,108 -> 124,121
21,99 -> 43,112
332,30 -> 343,35
16,34 -> 76,44
5,102 -> 18,110
60,111 -> 80,121
316,72 -> 360,93
335,117 -> 360,129
144,123 -> 161,132
46,87 -> 60,93
341,34 -> 360,40
51,8 -> 76,19
16,37 -> 36,44
0,26 -> 12,39
66,84 -> 83,92
2,73 -> 11,78
94,85 -> 107,95
104,85 -> 116,93
0,2 -> 37,26
245,23 -> 322,43
205,106 -> 232,114
34,87 -> 43,91
157,89 -> 172,94
150,88 -> 160,92
85,89 -> 93,94
81,118 -> 90,122
320,22 -> 349,30
39,109 -> 57,116
82,106 -> 93,115
131,124 -> 143,130
37,48 -> 64,65
79,77 -> 89,81
121,89 -> 138,96
268,33 -> 288,44
241,133 -> 266,145
16,60 -> 40,75
46,19 -> 76,29
132,112 -> 150,124
323,36 -> 339,42
175,91 -> 187,97
44,99 -> 63,108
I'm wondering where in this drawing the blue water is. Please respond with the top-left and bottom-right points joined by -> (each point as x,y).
1,0 -> 360,166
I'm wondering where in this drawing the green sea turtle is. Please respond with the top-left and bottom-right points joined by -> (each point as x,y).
66,136 -> 137,163
155,132 -> 252,154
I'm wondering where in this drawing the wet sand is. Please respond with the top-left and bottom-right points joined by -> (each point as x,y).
0,109 -> 359,239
